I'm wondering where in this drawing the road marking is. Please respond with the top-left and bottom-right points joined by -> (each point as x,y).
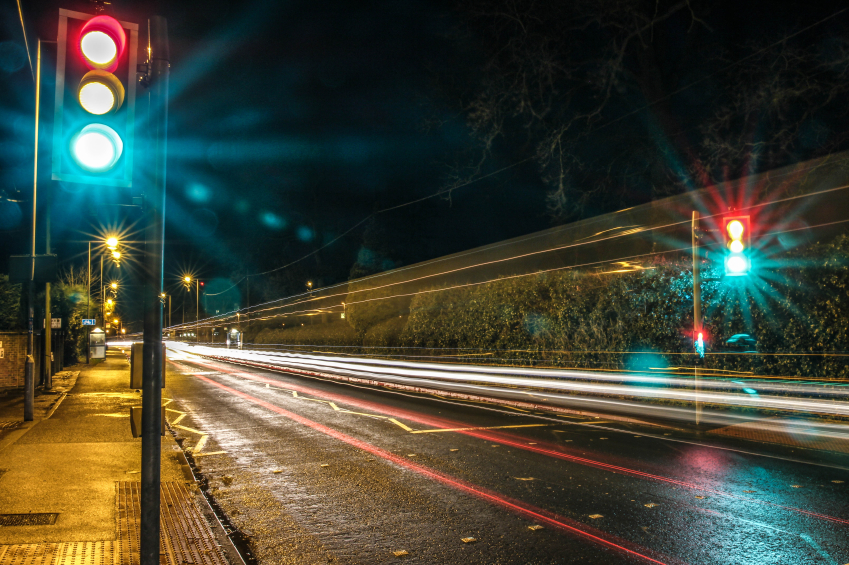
799,534 -> 837,565
501,405 -> 530,413
340,410 -> 387,419
192,435 -> 209,454
174,424 -> 205,435
389,418 -> 413,432
411,423 -> 552,434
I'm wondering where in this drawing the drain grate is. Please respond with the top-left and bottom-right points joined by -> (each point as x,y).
0,513 -> 58,526
0,421 -> 22,431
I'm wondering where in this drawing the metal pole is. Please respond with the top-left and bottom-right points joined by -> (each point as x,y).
100,256 -> 103,327
24,38 -> 42,421
140,15 -> 169,565
196,279 -> 199,343
692,211 -> 702,425
44,182 -> 51,389
86,242 -> 91,363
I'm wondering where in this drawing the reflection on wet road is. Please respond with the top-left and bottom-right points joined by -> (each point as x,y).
164,348 -> 849,565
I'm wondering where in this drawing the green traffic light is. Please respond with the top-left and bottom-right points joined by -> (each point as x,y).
70,123 -> 123,172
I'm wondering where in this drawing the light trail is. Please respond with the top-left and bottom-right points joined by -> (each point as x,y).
193,372 -> 678,565
169,343 -> 849,419
176,353 -> 849,530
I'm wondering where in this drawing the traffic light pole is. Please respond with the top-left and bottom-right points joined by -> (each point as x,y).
140,15 -> 169,565
691,211 -> 702,425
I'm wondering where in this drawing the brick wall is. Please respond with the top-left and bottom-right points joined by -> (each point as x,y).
0,332 -> 28,389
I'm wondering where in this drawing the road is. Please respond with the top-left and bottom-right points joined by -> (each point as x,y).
161,347 -> 849,565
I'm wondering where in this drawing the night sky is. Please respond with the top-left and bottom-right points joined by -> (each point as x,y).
2,0 -> 848,329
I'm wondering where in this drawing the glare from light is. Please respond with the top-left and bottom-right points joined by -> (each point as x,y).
729,240 -> 744,253
110,282 -> 118,289
106,236 -> 119,248
70,124 -> 123,173
113,319 -> 119,324
184,276 -> 192,283
726,255 -> 748,274
112,251 -> 121,259
726,220 -> 744,240
81,31 -> 117,67
79,82 -> 114,115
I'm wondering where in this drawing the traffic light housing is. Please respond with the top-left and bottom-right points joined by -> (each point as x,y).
52,9 -> 138,187
723,215 -> 751,276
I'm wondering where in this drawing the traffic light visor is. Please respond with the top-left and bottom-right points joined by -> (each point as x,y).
79,70 -> 125,115
79,16 -> 126,72
70,124 -> 123,172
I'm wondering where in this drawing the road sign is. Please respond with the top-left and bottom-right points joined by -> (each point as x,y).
51,318 -> 62,329
82,319 -> 96,326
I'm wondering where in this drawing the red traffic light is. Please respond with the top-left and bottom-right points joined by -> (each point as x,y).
78,15 -> 127,72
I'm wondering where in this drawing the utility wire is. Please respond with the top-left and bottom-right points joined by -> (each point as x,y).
204,157 -> 531,297
206,7 -> 848,299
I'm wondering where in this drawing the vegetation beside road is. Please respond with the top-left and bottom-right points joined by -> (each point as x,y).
250,234 -> 849,379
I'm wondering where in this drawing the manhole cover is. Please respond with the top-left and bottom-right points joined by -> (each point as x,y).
0,513 -> 59,526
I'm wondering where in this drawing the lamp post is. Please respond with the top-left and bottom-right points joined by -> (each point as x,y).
160,293 -> 171,330
89,235 -> 120,331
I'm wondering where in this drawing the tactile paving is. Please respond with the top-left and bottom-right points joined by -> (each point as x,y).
0,483 -> 227,565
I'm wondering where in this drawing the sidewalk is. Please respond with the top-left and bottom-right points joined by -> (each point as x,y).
0,350 -> 234,565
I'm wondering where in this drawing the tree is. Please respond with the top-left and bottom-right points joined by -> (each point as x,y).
0,275 -> 23,331
439,0 -> 849,221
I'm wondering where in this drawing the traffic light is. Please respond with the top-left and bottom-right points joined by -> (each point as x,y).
52,9 -> 139,187
723,215 -> 750,276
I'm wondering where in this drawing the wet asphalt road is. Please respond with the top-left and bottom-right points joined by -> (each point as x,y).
162,350 -> 849,565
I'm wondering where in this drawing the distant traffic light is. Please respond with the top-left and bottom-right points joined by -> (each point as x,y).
52,10 -> 139,187
723,216 -> 750,276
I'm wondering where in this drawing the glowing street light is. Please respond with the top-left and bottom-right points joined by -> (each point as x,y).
112,250 -> 121,260
106,236 -> 119,249
110,281 -> 118,290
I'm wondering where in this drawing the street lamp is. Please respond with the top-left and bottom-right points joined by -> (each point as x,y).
160,293 -> 171,329
181,276 -> 201,343
88,234 -> 120,331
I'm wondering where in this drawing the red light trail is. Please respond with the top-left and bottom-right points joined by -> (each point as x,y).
180,357 -> 849,528
193,372 -> 676,565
